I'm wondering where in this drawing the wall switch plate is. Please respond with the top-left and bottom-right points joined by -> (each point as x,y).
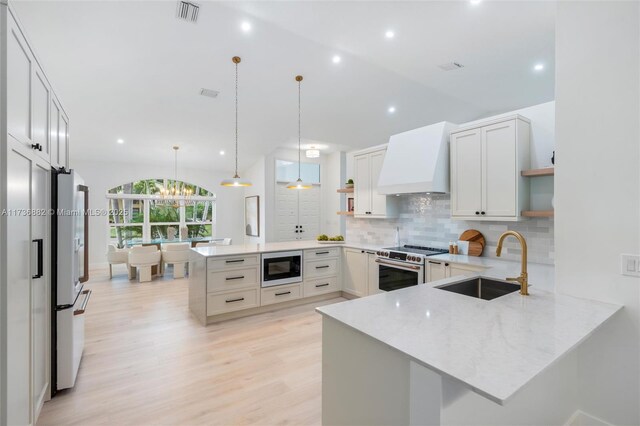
620,254 -> 640,277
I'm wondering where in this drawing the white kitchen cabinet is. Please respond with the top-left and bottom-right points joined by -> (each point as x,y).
343,248 -> 377,297
50,97 -> 69,169
353,148 -> 398,219
7,11 -> 33,145
448,263 -> 485,278
32,66 -> 51,162
450,115 -> 530,221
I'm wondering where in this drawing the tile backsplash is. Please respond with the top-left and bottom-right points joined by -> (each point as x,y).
346,194 -> 554,265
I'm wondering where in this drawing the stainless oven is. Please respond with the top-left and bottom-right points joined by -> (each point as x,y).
376,258 -> 425,292
261,251 -> 303,287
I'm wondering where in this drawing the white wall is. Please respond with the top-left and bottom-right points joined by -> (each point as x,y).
74,160 -> 245,268
243,157 -> 266,244
555,2 -> 639,425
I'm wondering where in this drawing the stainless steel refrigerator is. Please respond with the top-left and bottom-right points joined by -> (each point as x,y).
51,168 -> 90,394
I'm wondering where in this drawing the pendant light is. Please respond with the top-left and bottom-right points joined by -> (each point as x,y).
286,75 -> 313,190
221,56 -> 252,187
160,145 -> 192,206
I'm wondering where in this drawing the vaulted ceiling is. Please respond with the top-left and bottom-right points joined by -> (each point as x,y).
11,1 -> 555,172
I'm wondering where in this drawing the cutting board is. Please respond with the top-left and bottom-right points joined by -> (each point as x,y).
459,229 -> 485,257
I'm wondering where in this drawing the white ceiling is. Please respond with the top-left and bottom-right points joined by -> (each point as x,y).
11,1 -> 555,172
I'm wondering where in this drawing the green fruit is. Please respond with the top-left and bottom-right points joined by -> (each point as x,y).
317,234 -> 329,241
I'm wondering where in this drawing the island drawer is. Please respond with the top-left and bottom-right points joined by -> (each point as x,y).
305,247 -> 340,259
207,288 -> 259,315
207,267 -> 259,292
207,254 -> 259,270
305,258 -> 339,279
303,276 -> 339,297
261,283 -> 302,306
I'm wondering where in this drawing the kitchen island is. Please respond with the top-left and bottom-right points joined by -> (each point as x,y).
317,271 -> 622,425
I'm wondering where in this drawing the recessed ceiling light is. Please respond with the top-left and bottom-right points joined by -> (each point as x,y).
241,21 -> 251,32
388,106 -> 396,114
534,63 -> 545,71
332,55 -> 341,64
470,0 -> 482,5
219,150 -> 225,155
117,138 -> 124,144
385,30 -> 395,39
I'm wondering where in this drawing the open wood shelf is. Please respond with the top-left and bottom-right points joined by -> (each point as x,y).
337,188 -> 354,193
521,167 -> 554,177
336,211 -> 354,216
522,210 -> 554,218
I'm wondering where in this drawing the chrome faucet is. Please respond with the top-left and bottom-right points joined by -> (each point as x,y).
496,231 -> 529,296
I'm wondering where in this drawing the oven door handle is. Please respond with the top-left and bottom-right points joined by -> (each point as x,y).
375,259 -> 422,271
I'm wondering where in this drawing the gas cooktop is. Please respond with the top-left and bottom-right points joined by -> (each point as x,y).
376,245 -> 448,264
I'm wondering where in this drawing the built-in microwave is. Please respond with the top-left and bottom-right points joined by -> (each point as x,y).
261,251 -> 303,287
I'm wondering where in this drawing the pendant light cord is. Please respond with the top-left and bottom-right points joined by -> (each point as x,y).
298,78 -> 301,180
235,60 -> 239,177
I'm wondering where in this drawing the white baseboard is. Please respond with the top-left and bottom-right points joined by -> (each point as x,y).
565,410 -> 613,426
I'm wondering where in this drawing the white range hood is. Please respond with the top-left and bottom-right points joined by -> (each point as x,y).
377,121 -> 458,195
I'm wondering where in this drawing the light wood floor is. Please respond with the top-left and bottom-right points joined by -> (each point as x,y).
38,266 -> 344,426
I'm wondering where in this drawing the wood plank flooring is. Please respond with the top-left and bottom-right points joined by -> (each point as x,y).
38,266 -> 344,426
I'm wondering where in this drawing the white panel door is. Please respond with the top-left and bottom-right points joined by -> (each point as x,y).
482,120 -> 517,217
275,182 -> 299,242
451,129 -> 482,217
343,248 -> 367,297
298,185 -> 321,240
426,260 -> 449,282
32,67 -> 51,162
32,160 -> 50,417
50,98 -> 61,168
6,140 -> 33,426
366,252 -> 380,295
60,111 -> 70,169
368,150 -> 387,217
7,15 -> 32,145
353,154 -> 370,216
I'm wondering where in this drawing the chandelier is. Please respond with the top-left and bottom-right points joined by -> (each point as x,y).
160,145 -> 193,206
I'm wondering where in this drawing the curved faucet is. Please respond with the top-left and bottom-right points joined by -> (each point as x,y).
495,231 -> 529,296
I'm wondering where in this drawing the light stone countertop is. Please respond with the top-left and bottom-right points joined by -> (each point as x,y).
317,264 -> 621,405
191,240 -> 381,257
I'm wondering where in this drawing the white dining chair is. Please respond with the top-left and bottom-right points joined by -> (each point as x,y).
128,245 -> 162,283
161,243 -> 191,279
106,244 -> 129,279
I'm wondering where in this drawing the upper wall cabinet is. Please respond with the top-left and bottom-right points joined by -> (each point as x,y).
6,9 -> 70,168
450,115 -> 531,221
353,148 -> 398,219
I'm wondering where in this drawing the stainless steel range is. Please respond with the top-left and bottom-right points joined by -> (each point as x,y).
375,245 -> 448,292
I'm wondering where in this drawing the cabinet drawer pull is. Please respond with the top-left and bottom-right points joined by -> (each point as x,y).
225,297 -> 245,303
275,291 -> 291,296
475,211 -> 480,215
225,259 -> 245,264
316,251 -> 330,255
428,261 -> 441,265
225,276 -> 245,281
315,283 -> 330,288
315,265 -> 330,269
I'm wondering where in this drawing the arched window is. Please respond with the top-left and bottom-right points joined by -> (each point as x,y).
106,179 -> 216,248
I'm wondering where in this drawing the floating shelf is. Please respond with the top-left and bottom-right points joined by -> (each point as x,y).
337,188 -> 354,193
522,210 -> 554,218
336,211 -> 354,216
521,167 -> 554,177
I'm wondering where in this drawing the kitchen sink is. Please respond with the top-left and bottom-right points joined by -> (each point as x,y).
435,277 -> 521,301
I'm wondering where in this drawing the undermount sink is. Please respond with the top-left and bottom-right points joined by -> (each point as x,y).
435,277 -> 521,301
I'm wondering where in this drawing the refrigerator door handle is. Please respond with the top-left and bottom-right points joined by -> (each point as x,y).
77,184 -> 89,284
73,289 -> 92,316
56,284 -> 84,311
32,238 -> 44,279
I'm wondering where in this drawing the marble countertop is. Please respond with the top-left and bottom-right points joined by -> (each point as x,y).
191,240 -> 381,257
317,266 -> 621,405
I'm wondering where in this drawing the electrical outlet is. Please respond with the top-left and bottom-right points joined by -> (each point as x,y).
620,254 -> 640,277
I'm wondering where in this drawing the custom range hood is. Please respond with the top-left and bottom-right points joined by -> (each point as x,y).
377,121 -> 458,195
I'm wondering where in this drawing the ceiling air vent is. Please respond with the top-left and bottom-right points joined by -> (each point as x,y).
438,62 -> 464,71
176,1 -> 200,23
200,88 -> 219,98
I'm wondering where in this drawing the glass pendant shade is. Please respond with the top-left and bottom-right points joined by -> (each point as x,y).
305,149 -> 320,158
286,178 -> 313,190
221,56 -> 252,188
